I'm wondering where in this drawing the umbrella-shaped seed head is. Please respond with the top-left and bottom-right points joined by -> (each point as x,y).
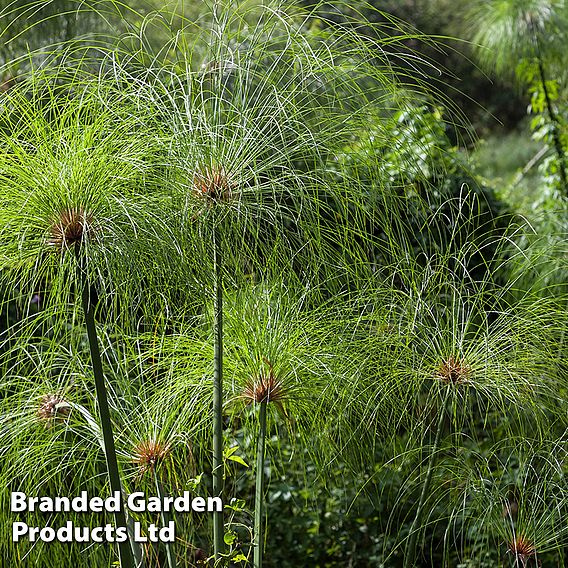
435,355 -> 471,385
242,359 -> 287,412
507,534 -> 537,565
133,439 -> 171,476
193,166 -> 234,205
48,207 -> 94,251
37,394 -> 71,426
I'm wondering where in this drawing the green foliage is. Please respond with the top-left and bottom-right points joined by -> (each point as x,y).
469,0 -> 568,78
333,104 -> 512,280
468,0 -> 568,199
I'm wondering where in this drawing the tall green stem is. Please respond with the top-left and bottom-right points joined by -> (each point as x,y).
403,388 -> 450,568
77,252 -> 134,568
154,470 -> 177,568
536,57 -> 568,192
531,27 -> 568,193
212,226 -> 225,561
254,401 -> 268,568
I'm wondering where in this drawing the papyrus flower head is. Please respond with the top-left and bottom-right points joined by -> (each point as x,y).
193,165 -> 234,205
435,355 -> 471,385
37,394 -> 71,426
133,439 -> 171,476
48,207 -> 94,251
507,534 -> 538,567
242,358 -> 288,415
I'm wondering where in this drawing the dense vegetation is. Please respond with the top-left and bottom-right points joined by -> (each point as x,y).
1,1 -> 567,567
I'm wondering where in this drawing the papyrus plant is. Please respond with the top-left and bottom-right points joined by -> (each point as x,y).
357,259 -> 565,567
0,311 -> 122,566
0,77 -> 165,567
453,438 -> 568,567
92,2 -> 443,562
222,286 -> 349,568
469,0 -> 568,193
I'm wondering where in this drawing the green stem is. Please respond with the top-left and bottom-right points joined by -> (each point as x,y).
534,34 -> 568,192
77,252 -> 134,568
126,503 -> 145,568
403,388 -> 450,568
213,226 -> 225,561
154,470 -> 177,568
538,60 -> 567,191
254,401 -> 268,568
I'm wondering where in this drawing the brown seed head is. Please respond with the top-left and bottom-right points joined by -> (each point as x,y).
193,166 -> 234,205
242,359 -> 287,413
435,355 -> 471,385
133,439 -> 171,475
37,394 -> 71,426
508,534 -> 536,562
49,207 -> 94,251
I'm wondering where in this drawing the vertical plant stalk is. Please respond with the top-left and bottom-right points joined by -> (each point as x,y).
126,511 -> 145,568
254,401 -> 268,568
77,250 -> 135,568
403,388 -> 450,568
532,26 -> 568,192
212,225 -> 225,561
536,57 -> 568,191
154,470 -> 177,568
